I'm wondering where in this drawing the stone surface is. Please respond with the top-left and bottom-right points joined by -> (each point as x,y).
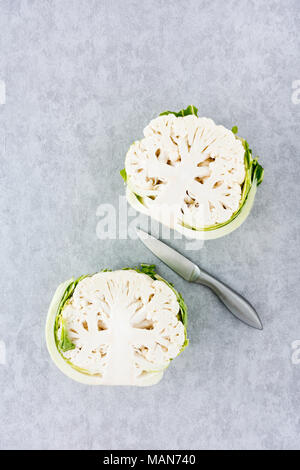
0,0 -> 299,450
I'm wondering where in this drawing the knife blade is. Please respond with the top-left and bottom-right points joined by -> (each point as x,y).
136,228 -> 201,282
136,228 -> 263,330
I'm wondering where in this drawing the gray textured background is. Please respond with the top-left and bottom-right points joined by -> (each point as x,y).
0,0 -> 299,450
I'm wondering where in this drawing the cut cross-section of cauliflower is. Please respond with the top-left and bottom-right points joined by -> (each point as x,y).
126,114 -> 245,227
123,106 -> 264,239
46,267 -> 188,386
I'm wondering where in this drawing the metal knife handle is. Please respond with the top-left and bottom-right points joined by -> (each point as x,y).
194,269 -> 263,330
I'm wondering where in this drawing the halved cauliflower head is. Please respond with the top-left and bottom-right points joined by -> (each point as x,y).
47,268 -> 188,386
125,113 -> 246,228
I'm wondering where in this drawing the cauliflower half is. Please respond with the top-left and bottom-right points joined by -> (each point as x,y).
46,267 -> 188,386
123,106 -> 264,239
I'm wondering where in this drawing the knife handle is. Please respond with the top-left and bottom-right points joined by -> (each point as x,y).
194,269 -> 263,330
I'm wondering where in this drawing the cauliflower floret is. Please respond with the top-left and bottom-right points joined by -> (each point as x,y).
125,114 -> 245,227
57,270 -> 186,386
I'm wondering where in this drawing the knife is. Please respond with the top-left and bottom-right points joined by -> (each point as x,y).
136,228 -> 263,330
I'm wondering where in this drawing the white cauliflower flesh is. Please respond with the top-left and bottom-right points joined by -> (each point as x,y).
125,114 -> 246,228
56,270 -> 186,386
